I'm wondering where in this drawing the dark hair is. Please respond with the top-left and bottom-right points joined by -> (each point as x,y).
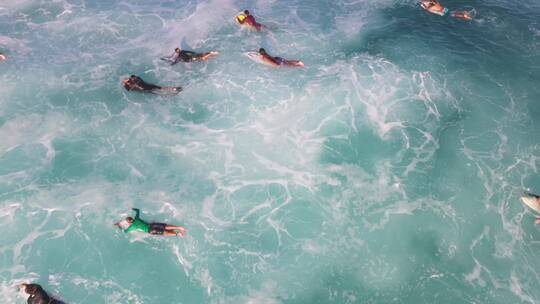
259,48 -> 266,55
130,75 -> 137,78
24,284 -> 40,295
244,10 -> 250,15
126,216 -> 134,222
175,48 -> 180,52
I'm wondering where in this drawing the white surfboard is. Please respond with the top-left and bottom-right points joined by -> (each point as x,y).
244,52 -> 267,65
520,196 -> 540,213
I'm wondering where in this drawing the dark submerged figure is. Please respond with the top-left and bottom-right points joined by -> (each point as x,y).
122,75 -> 182,95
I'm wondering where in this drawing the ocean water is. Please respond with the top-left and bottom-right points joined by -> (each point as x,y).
1,0 -> 540,303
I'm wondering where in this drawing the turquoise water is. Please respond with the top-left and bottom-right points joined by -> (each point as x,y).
1,0 -> 540,303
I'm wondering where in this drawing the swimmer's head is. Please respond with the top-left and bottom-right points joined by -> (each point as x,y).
20,284 -> 39,295
117,218 -> 131,229
244,10 -> 250,15
126,216 -> 134,223
259,48 -> 267,55
175,48 -> 181,53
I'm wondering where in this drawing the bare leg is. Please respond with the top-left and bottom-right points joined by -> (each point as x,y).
285,60 -> 304,67
164,229 -> 185,237
165,225 -> 186,231
201,51 -> 219,61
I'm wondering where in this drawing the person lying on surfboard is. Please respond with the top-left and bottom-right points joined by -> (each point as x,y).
258,48 -> 304,68
237,10 -> 264,31
115,208 -> 187,237
122,75 -> 182,95
162,48 -> 219,65
420,0 -> 447,16
450,11 -> 474,21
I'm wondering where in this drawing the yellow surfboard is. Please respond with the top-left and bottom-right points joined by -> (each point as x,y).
236,14 -> 246,24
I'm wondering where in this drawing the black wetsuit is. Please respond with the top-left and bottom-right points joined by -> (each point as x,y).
124,76 -> 161,92
24,284 -> 61,304
170,50 -> 205,65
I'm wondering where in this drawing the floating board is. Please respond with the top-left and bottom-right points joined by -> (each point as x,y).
520,195 -> 540,213
155,86 -> 182,96
245,51 -> 268,65
436,7 -> 449,16
421,2 -> 448,16
236,14 -> 246,24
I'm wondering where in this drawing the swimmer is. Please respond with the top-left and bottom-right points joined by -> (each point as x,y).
451,11 -> 474,21
420,0 -> 447,16
258,48 -> 304,68
115,208 -> 187,237
0,52 -> 6,62
163,48 -> 219,65
122,75 -> 182,96
19,283 -> 62,304
237,10 -> 264,31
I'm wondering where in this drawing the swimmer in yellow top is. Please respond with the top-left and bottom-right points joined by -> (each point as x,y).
236,10 -> 265,31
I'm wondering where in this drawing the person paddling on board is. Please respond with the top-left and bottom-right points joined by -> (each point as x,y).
450,11 -> 473,21
115,208 -> 187,237
258,48 -> 304,68
163,48 -> 219,65
122,75 -> 182,95
237,10 -> 264,31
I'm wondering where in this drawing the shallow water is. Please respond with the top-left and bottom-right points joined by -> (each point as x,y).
1,0 -> 540,303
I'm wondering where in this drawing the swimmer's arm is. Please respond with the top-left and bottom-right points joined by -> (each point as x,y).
132,208 -> 140,219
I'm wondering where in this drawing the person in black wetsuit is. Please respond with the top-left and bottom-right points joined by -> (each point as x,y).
20,283 -> 63,304
122,75 -> 182,95
164,48 -> 219,65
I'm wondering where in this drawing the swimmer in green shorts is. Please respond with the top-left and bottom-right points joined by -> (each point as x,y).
115,208 -> 186,237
